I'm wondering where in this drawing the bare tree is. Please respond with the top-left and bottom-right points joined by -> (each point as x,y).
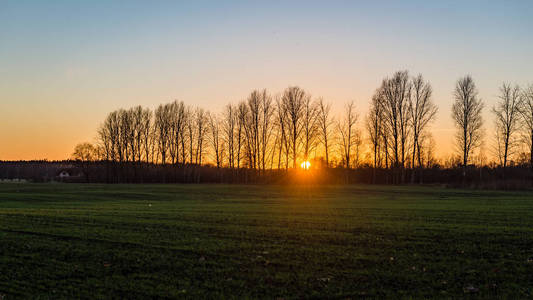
236,89 -> 276,172
72,142 -> 98,182
238,101 -> 252,168
236,101 -> 247,168
129,106 -> 141,163
149,119 -> 159,164
154,104 -> 172,164
452,75 -> 484,176
420,133 -> 436,169
281,87 -> 307,168
72,142 -> 98,162
139,108 -> 153,163
97,114 -> 114,162
168,104 -> 178,164
317,98 -> 334,168
194,108 -> 208,165
380,71 -> 412,182
168,101 -> 186,164
243,92 -> 259,169
301,96 -> 319,163
185,106 -> 195,164
259,91 -> 275,171
520,84 -> 533,169
208,112 -> 224,168
179,108 -> 189,164
409,74 -> 437,182
338,101 -> 358,169
493,83 -> 521,168
223,104 -> 237,168
381,122 -> 390,170
367,90 -> 383,182
117,109 -> 130,162
352,128 -> 363,168
275,96 -> 289,170
126,105 -> 152,164
98,111 -> 121,162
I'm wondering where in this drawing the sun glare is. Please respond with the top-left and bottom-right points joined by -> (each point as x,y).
300,161 -> 311,170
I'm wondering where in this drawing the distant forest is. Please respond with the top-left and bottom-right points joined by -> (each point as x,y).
2,70 -> 533,187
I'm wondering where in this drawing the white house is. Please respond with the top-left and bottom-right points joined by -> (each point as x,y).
58,170 -> 71,178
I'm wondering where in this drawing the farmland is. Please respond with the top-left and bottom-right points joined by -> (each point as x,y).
1,183 -> 533,298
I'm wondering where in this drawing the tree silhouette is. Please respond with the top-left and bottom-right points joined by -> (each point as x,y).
452,75 -> 484,177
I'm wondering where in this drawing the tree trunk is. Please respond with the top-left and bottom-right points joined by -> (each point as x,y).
530,132 -> 533,186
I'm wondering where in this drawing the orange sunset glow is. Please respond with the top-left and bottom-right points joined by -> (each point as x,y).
0,1 -> 531,167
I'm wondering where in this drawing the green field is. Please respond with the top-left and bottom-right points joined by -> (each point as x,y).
1,184 -> 533,298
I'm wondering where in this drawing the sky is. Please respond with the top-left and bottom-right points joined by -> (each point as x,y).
1,0 -> 532,160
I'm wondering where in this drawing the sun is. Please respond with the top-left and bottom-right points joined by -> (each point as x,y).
300,161 -> 311,170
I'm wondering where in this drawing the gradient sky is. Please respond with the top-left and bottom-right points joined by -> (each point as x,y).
1,0 -> 532,160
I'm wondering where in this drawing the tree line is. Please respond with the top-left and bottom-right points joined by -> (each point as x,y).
72,70 -> 533,184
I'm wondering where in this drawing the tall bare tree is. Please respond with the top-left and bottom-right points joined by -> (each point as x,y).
409,74 -> 437,182
97,112 -> 115,162
317,98 -> 334,167
338,101 -> 358,169
493,83 -> 521,168
236,101 -> 247,168
194,108 -> 208,165
281,87 -> 307,168
179,108 -> 189,165
301,97 -> 319,163
117,109 -> 131,162
239,101 -> 252,168
129,106 -> 141,163
167,101 -> 186,164
243,92 -> 260,169
380,71 -> 412,182
352,128 -> 363,168
154,104 -> 172,164
367,90 -> 384,182
452,75 -> 484,176
259,91 -> 275,171
520,84 -> 533,170
275,96 -> 290,169
381,122 -> 390,170
208,112 -> 224,168
223,104 -> 237,168
419,133 -> 436,169
185,106 -> 195,164
139,108 -> 154,163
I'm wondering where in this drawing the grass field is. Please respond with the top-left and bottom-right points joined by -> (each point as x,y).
1,184 -> 533,298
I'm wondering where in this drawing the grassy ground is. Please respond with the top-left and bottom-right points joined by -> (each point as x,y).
0,183 -> 533,299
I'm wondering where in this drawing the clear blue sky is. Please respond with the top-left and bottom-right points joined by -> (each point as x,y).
1,1 -> 532,159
